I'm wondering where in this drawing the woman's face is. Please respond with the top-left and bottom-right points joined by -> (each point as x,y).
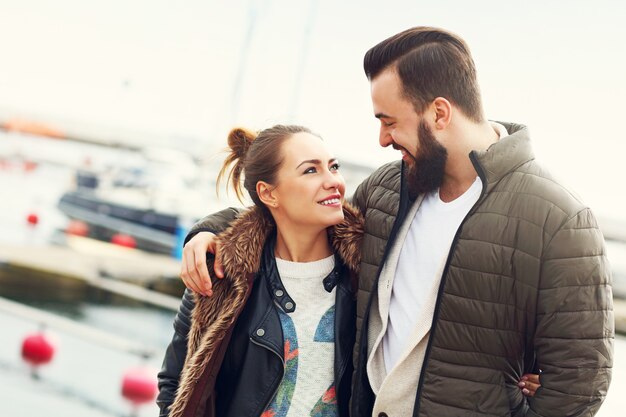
269,132 -> 345,230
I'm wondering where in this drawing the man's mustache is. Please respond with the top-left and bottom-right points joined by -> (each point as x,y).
392,143 -> 415,162
391,143 -> 404,152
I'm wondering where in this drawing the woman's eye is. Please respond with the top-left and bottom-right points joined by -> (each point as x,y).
330,163 -> 340,171
304,167 -> 317,174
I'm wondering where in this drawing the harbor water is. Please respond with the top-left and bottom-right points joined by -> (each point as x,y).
0,293 -> 176,417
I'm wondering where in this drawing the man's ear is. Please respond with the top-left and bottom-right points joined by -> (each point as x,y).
431,97 -> 452,129
257,181 -> 278,208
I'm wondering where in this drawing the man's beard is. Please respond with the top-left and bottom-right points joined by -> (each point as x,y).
405,120 -> 448,200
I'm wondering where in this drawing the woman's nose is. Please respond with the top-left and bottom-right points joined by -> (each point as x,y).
324,171 -> 344,192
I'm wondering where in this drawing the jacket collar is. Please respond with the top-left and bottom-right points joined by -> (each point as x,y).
398,122 -> 533,201
258,232 -> 349,313
218,201 -> 363,281
470,122 -> 534,195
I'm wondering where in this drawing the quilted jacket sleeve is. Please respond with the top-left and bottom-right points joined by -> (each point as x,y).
156,289 -> 196,416
527,208 -> 614,416
184,207 -> 244,245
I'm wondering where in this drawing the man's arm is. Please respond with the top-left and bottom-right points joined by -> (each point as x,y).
528,208 -> 614,416
181,207 -> 243,295
185,207 -> 243,244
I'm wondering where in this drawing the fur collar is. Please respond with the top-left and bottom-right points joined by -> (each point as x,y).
168,202 -> 363,417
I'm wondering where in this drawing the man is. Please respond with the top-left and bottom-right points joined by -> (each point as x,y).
170,27 -> 613,416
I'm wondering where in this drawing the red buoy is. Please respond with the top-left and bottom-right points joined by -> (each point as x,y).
23,160 -> 38,172
21,332 -> 56,366
121,367 -> 158,405
66,220 -> 90,237
26,213 -> 39,226
111,233 -> 136,249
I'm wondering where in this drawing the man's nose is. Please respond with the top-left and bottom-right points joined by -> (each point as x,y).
379,127 -> 392,147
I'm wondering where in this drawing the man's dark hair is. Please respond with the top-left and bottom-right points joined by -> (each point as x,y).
364,26 -> 484,122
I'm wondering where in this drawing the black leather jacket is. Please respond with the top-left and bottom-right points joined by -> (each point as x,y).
157,237 -> 356,417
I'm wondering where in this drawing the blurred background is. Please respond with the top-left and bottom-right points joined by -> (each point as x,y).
0,0 -> 625,416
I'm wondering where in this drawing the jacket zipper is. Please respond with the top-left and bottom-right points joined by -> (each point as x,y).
249,336 -> 285,415
335,289 -> 351,384
412,152 -> 488,416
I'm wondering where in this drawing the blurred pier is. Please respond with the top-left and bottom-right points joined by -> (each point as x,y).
0,239 -> 185,300
2,235 -> 626,334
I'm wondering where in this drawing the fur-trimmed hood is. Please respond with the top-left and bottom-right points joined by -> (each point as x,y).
168,202 -> 364,417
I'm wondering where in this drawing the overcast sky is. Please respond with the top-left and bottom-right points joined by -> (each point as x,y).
0,0 -> 625,219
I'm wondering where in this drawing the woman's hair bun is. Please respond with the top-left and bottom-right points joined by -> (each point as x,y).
217,127 -> 257,202
227,127 -> 256,160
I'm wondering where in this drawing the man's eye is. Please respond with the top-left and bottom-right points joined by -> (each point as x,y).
384,122 -> 395,127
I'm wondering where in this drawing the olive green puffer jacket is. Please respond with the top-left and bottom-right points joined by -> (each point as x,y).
349,122 -> 613,417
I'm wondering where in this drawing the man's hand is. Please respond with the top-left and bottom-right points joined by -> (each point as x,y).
180,231 -> 224,296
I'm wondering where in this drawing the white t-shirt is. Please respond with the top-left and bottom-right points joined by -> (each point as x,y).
383,177 -> 483,372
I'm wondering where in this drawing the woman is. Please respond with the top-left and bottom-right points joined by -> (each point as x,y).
158,125 -> 363,417
157,124 -> 541,417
